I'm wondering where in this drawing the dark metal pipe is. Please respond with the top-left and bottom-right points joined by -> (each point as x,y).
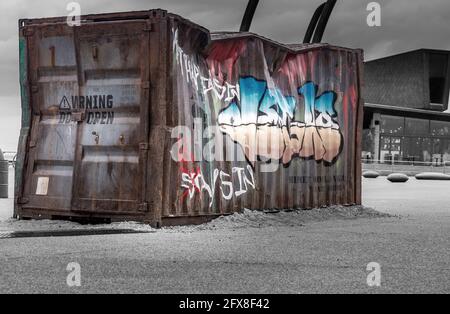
312,0 -> 337,43
303,2 -> 326,43
240,0 -> 260,32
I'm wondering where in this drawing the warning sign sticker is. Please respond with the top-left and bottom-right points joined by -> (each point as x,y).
58,94 -> 115,125
59,96 -> 71,110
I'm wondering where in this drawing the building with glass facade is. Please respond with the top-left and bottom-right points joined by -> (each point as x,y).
363,49 -> 450,165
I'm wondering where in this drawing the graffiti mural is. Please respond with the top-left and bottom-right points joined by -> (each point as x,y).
170,24 -> 361,210
173,29 -> 240,102
180,165 -> 255,207
218,77 -> 342,166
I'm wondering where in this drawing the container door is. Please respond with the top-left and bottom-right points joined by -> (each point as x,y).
20,25 -> 80,212
71,21 -> 150,215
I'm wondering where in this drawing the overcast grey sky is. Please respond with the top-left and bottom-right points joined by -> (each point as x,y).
1,0 -> 450,151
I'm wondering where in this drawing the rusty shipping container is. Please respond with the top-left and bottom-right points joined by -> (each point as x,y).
16,9 -> 363,226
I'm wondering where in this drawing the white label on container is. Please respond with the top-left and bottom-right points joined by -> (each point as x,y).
36,177 -> 49,195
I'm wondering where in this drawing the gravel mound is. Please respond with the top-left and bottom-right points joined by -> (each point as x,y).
164,206 -> 390,232
0,206 -> 389,233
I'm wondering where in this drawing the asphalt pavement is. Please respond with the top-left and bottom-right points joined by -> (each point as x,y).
0,176 -> 448,293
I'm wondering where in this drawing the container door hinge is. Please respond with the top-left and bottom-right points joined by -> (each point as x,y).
17,197 -> 29,204
29,141 -> 36,148
138,202 -> 149,212
139,142 -> 149,150
142,81 -> 150,89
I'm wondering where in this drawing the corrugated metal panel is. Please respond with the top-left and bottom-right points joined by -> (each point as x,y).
16,9 -> 363,226
152,14 -> 363,222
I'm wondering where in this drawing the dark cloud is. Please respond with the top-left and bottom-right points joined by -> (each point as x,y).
1,0 -> 450,149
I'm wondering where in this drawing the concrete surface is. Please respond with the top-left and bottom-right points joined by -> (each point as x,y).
0,175 -> 448,294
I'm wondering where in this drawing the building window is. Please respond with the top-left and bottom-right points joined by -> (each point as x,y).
380,136 -> 403,163
375,115 -> 450,164
430,120 -> 450,136
430,78 -> 446,104
380,115 -> 404,135
429,53 -> 448,105
403,137 -> 431,162
405,118 -> 430,136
